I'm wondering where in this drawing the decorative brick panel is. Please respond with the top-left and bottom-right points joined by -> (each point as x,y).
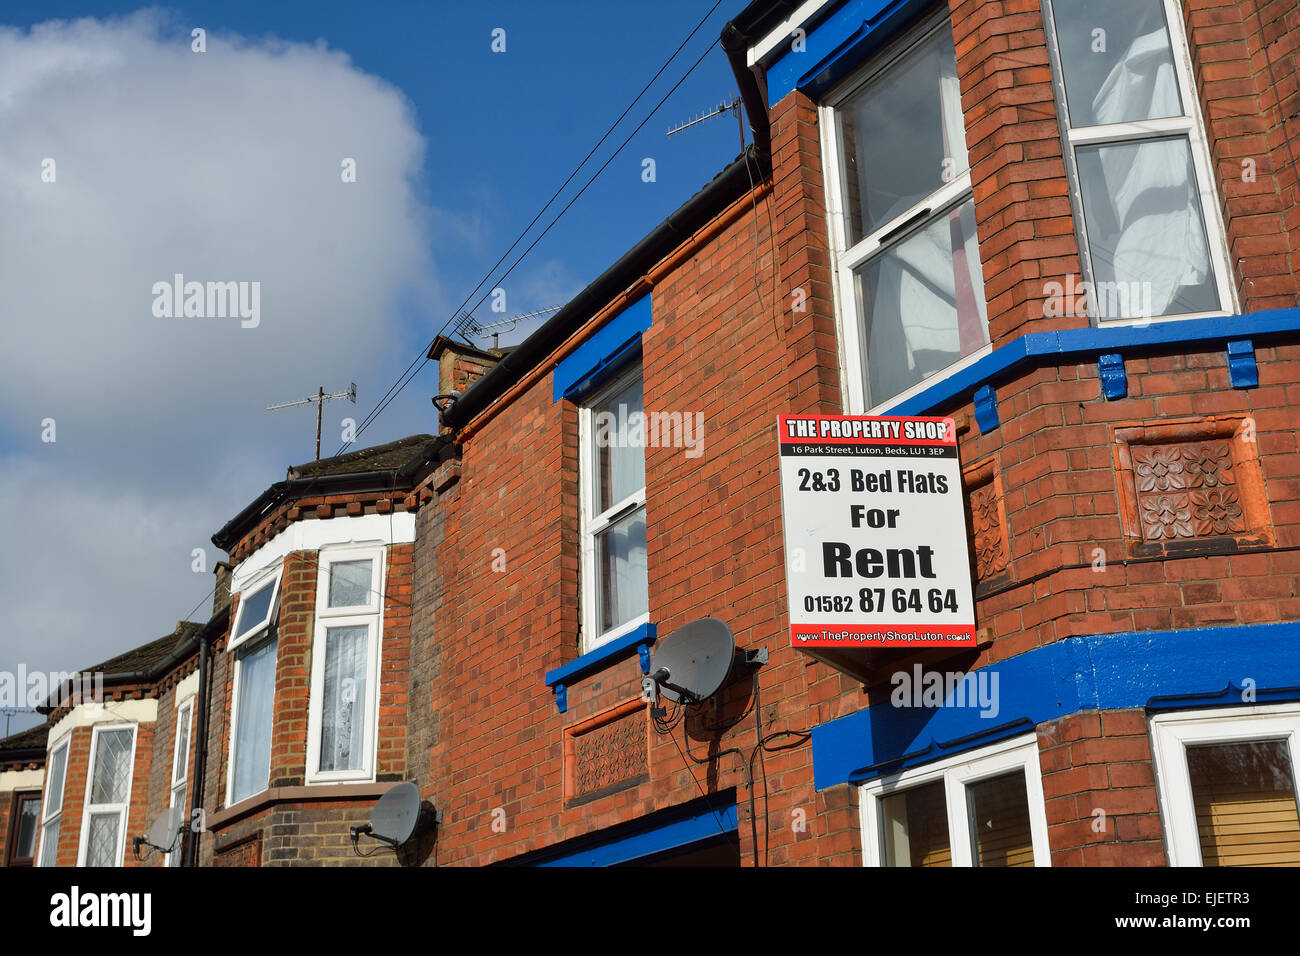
213,832 -> 261,867
1114,416 -> 1273,554
563,698 -> 648,806
963,455 -> 1010,584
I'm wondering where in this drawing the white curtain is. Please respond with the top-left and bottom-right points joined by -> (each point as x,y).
1091,29 -> 1210,313
601,508 -> 648,632
321,625 -> 367,772
232,637 -> 276,803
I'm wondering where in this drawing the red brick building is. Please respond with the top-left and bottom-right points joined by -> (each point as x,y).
7,0 -> 1299,869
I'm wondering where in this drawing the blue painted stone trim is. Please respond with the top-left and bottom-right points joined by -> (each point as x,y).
882,308 -> 1300,417
1227,339 -> 1258,388
529,791 -> 738,867
973,384 -> 999,433
545,623 -> 657,713
811,620 -> 1300,790
764,0 -> 931,106
552,294 -> 651,402
1098,352 -> 1127,399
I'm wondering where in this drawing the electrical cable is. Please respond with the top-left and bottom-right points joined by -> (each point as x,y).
338,15 -> 728,457
345,0 -> 726,449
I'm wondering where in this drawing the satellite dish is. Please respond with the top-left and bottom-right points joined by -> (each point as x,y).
133,806 -> 185,859
647,618 -> 735,704
351,782 -> 420,848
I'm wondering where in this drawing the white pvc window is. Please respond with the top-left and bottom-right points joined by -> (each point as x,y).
166,698 -> 194,866
578,365 -> 649,652
35,737 -> 69,867
229,565 -> 282,652
821,13 -> 991,412
1150,704 -> 1300,866
306,547 -> 383,783
859,735 -> 1052,867
228,634 -> 278,805
1043,0 -> 1235,322
77,725 -> 137,867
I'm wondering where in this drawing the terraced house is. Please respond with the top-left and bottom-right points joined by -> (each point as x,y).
3,0 -> 1298,867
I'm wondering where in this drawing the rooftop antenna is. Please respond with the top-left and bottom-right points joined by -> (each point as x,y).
458,305 -> 562,350
266,383 -> 357,462
0,707 -> 34,737
667,93 -> 744,151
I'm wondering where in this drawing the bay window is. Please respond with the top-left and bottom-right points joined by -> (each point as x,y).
77,725 -> 137,867
859,735 -> 1052,867
1043,0 -> 1234,321
228,565 -> 281,805
579,364 -> 649,652
35,738 -> 67,867
822,13 -> 990,411
1150,705 -> 1300,866
167,698 -> 194,865
306,547 -> 383,783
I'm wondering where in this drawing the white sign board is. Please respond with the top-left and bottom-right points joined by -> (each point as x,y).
777,415 -> 976,649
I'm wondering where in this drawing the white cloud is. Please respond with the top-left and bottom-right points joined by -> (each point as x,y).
0,11 -> 440,683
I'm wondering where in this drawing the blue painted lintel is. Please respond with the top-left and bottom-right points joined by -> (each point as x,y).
545,623 -> 657,713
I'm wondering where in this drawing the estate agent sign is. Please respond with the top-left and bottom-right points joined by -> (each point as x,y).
777,414 -> 976,649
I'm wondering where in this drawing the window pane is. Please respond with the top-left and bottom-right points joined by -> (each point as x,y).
593,374 -> 645,515
91,729 -> 133,805
1050,0 -> 1181,127
320,625 -> 369,772
1186,739 -> 1300,866
235,579 -> 276,639
596,505 -> 648,636
45,746 -> 67,817
39,821 -> 60,867
328,559 -> 373,608
16,796 -> 40,858
174,704 -> 191,782
232,637 -> 277,804
966,769 -> 1036,866
168,783 -> 187,866
1076,137 -> 1219,318
85,812 -> 120,867
839,24 -> 966,242
881,780 -> 951,866
853,197 -> 988,407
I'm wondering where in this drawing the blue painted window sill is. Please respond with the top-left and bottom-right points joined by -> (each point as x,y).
544,623 -> 657,713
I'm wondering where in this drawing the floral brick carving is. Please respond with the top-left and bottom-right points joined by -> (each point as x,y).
564,699 -> 648,805
1114,419 -> 1271,552
969,481 -> 1008,578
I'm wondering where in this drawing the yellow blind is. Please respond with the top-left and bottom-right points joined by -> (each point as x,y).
1187,740 -> 1300,867
883,780 -> 951,867
968,770 -> 1035,866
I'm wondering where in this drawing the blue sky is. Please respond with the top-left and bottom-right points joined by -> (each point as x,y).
0,1 -> 752,735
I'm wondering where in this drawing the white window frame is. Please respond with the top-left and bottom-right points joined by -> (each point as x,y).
35,735 -> 70,868
577,363 -> 651,653
228,563 -> 283,653
1041,0 -> 1237,326
819,10 -> 993,415
305,546 -> 384,785
859,734 -> 1052,867
1149,702 -> 1300,867
166,697 -> 195,866
226,633 -> 278,807
76,723 -> 138,868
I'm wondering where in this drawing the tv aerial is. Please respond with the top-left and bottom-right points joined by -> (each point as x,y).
643,617 -> 748,706
350,781 -> 422,850
133,806 -> 186,860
